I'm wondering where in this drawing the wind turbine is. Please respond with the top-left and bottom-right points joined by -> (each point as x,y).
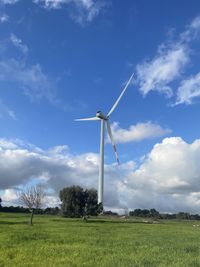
75,73 -> 134,206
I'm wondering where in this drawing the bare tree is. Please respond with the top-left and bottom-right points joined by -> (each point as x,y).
19,184 -> 44,225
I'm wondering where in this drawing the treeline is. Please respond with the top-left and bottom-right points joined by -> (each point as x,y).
1,189 -> 200,220
0,205 -> 60,215
129,209 -> 200,220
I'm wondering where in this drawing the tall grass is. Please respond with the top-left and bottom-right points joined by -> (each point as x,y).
0,213 -> 200,266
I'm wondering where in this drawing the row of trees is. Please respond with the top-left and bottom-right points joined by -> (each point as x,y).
129,209 -> 200,220
129,209 -> 160,218
0,205 -> 60,215
2,186 -> 200,224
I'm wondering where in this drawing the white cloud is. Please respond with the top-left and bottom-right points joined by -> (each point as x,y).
1,0 -> 107,25
0,14 -> 9,23
0,139 -> 19,149
1,137 -> 200,212
44,195 -> 60,207
110,121 -> 171,143
10,33 -> 29,54
136,44 -> 189,96
1,189 -> 18,205
136,16 -> 200,101
123,137 -> 200,213
33,0 -> 107,24
34,0 -> 90,9
175,72 -> 200,105
180,16 -> 200,42
0,0 -> 19,3
48,145 -> 69,155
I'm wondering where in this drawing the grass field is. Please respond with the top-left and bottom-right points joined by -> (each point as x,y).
1,213 -> 200,267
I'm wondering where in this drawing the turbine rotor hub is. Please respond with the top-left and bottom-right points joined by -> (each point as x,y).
96,111 -> 107,120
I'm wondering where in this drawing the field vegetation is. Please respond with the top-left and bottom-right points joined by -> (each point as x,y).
1,213 -> 200,266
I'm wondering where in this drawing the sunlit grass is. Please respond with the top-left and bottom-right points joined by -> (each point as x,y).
0,213 -> 200,266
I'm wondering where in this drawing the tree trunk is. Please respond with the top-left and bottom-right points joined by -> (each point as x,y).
82,215 -> 88,222
29,210 -> 34,226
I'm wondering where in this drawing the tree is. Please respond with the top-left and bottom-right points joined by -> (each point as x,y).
129,209 -> 142,217
84,188 -> 98,216
0,197 -> 2,207
129,209 -> 160,218
60,186 -> 85,217
176,212 -> 190,220
150,209 -> 160,218
59,186 -> 101,218
19,185 -> 44,225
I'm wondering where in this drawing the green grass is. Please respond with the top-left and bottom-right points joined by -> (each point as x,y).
1,213 -> 200,266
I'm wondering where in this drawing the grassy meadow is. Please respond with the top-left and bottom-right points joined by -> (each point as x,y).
0,213 -> 200,267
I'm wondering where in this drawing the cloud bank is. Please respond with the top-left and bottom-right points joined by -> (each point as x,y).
1,137 -> 200,213
123,137 -> 200,213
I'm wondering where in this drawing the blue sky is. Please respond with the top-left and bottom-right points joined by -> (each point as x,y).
1,0 -> 200,213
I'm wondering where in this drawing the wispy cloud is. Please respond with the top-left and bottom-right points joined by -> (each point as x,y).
34,0 -> 96,9
0,0 -> 19,3
34,0 -> 108,25
10,33 -> 29,54
1,0 -> 108,25
136,43 -> 189,97
0,14 -> 9,23
0,34 -> 61,106
0,99 -> 16,120
175,72 -> 200,105
0,35 -> 83,110
0,58 -> 59,104
180,16 -> 200,42
136,16 -> 200,104
110,121 -> 171,144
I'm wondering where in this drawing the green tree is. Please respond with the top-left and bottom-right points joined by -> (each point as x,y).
60,186 -> 101,218
133,209 -> 142,216
176,212 -> 190,220
60,186 -> 85,217
0,197 -> 2,208
84,188 -> 98,216
150,209 -> 160,218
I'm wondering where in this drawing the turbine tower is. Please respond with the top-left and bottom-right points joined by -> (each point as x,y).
75,73 -> 134,206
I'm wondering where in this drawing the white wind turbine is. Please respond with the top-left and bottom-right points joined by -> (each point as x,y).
75,73 -> 134,206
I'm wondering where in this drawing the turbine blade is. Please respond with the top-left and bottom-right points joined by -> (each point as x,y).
75,117 -> 100,121
106,120 -> 119,164
107,72 -> 134,117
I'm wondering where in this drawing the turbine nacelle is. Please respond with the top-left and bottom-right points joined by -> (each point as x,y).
96,111 -> 107,120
